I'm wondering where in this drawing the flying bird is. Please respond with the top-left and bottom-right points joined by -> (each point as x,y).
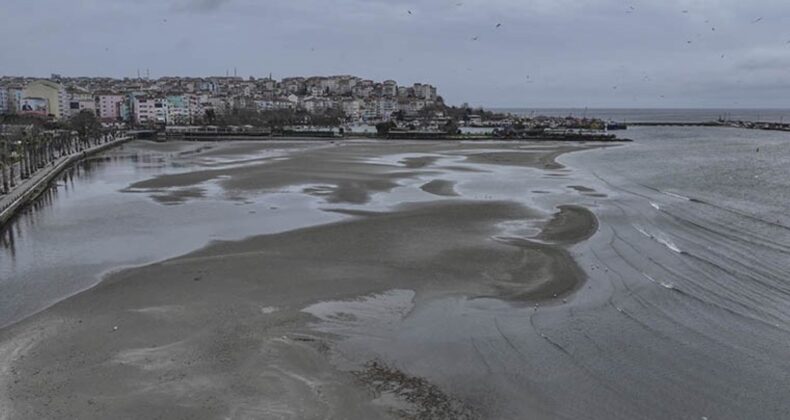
471,36 -> 479,41
752,17 -> 763,23
496,23 -> 502,28
682,10 -> 688,13
407,10 -> 412,15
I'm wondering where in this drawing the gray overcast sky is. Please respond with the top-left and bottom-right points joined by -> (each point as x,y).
1,0 -> 789,108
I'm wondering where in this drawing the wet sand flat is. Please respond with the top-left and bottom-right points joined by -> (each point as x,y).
0,140 -> 604,419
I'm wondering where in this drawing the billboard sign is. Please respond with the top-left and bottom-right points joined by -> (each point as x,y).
20,97 -> 49,116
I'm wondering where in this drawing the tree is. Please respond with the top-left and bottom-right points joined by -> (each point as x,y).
70,110 -> 102,149
375,121 -> 397,136
204,109 -> 216,125
0,137 -> 10,194
443,119 -> 460,136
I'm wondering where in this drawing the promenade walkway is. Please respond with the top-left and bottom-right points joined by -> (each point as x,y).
0,135 -> 132,226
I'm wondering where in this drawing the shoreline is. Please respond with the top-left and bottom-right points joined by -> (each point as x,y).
0,136 -> 133,228
165,132 -> 632,143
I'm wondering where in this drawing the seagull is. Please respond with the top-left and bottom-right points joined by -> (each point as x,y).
752,17 -> 763,23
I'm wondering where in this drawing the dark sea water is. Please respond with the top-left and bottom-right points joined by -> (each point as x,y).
494,107 -> 790,123
545,126 -> 790,418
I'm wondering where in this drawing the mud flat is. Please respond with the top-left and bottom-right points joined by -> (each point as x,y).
0,140 -> 602,419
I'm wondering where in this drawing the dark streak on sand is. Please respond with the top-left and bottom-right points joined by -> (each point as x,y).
420,180 -> 459,197
354,360 -> 478,419
465,149 -> 570,170
539,205 -> 599,244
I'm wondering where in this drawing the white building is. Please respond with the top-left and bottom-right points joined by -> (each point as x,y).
382,80 -> 398,97
254,97 -> 294,111
133,96 -> 168,125
376,97 -> 399,120
0,87 -> 8,114
341,99 -> 363,120
96,94 -> 125,121
166,94 -> 201,125
302,97 -> 332,113
413,83 -> 437,101
7,87 -> 23,113
67,87 -> 97,117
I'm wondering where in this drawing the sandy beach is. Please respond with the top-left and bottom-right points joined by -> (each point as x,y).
0,140 -> 600,419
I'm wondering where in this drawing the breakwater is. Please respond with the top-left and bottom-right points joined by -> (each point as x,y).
628,120 -> 790,132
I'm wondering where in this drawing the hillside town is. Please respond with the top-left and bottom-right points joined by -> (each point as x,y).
0,74 -> 440,127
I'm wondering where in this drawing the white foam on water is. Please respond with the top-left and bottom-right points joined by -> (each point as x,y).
643,272 -> 675,289
634,224 -> 652,238
633,224 -> 682,253
662,190 -> 691,201
656,236 -> 682,254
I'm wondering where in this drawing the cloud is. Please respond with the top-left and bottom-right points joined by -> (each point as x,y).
736,48 -> 790,71
2,0 -> 789,107
173,0 -> 231,13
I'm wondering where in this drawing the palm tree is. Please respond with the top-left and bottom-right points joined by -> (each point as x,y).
0,137 -> 9,194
